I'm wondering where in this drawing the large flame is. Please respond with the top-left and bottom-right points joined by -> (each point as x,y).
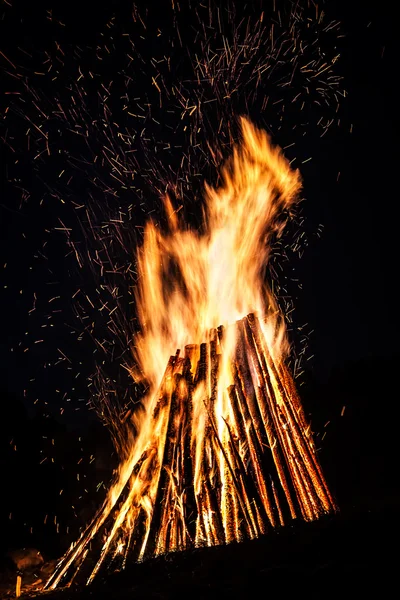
45,118 -> 336,590
135,116 -> 300,389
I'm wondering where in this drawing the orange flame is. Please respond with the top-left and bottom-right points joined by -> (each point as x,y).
135,116 -> 301,389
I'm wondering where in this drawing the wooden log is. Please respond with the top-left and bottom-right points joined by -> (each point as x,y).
143,369 -> 180,558
184,344 -> 199,376
227,384 -> 247,445
194,342 -> 208,385
209,332 -> 219,406
205,476 -> 226,545
125,506 -> 149,562
235,320 -> 267,451
152,354 -> 179,420
270,476 -> 285,526
180,359 -> 197,546
208,333 -> 224,508
194,491 -> 208,546
221,464 -> 237,544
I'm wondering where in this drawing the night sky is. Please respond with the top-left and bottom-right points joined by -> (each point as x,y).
0,0 -> 398,557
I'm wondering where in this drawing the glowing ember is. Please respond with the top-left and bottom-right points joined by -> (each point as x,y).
45,118 -> 337,590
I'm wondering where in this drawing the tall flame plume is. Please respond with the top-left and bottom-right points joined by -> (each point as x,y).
46,117 -> 336,590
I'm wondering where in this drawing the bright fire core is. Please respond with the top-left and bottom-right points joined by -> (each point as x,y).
46,118 -> 337,589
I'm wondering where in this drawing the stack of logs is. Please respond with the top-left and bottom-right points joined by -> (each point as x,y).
142,313 -> 336,560
45,313 -> 337,589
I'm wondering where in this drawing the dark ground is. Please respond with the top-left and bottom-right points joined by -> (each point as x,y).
1,506 -> 398,599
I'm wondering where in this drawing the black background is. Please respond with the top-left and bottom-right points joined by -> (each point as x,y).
0,0 -> 399,559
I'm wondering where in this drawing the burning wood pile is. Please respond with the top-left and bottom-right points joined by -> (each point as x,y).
46,314 -> 336,589
45,118 -> 337,590
141,313 -> 335,556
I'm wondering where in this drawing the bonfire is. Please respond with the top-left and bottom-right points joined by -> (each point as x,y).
45,118 -> 337,590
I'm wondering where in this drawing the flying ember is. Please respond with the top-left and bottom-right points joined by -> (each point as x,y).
45,117 -> 337,590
